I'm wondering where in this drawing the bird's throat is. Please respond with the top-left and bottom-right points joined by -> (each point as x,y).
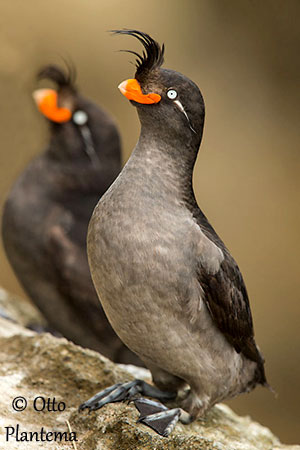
128,131 -> 197,200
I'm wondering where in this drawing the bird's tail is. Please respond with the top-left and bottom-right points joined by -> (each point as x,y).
255,358 -> 276,397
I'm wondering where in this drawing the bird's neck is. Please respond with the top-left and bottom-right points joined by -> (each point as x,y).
128,126 -> 202,200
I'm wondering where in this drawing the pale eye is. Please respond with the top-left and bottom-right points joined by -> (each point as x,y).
167,89 -> 178,100
73,110 -> 88,125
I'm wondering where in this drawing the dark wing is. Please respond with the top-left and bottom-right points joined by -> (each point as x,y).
198,253 -> 257,360
193,208 -> 267,385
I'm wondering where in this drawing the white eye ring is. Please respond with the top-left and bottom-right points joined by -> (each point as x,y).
167,89 -> 178,100
73,110 -> 88,125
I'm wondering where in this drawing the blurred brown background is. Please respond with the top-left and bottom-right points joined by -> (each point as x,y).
0,0 -> 299,444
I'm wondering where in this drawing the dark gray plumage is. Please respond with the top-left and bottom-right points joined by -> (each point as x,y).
1,64 -> 141,365
83,30 -> 268,433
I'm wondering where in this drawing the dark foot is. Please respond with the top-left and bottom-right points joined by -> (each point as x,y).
134,398 -> 183,437
78,379 -> 176,413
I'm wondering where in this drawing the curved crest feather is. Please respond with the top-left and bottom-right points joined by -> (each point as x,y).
37,61 -> 77,91
112,29 -> 164,81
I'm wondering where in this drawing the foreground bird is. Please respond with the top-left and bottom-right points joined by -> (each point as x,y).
2,64 -> 141,365
79,30 -> 269,436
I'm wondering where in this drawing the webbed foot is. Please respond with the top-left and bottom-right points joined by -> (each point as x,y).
134,398 -> 191,437
79,379 -> 176,413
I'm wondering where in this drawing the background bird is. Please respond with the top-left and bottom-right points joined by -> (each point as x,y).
1,63 -> 141,365
80,30 -> 269,436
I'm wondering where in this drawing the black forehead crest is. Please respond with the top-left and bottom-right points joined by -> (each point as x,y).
112,29 -> 165,81
37,62 -> 77,91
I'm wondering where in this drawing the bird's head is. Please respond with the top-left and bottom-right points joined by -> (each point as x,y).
32,63 -> 120,165
33,63 -> 78,125
114,30 -> 205,144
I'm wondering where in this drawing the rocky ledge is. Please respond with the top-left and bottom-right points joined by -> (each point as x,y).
0,288 -> 298,450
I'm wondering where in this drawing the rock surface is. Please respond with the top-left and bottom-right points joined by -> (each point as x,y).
0,288 -> 298,450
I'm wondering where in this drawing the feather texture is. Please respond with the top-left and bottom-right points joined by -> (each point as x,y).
112,29 -> 164,81
190,206 -> 268,386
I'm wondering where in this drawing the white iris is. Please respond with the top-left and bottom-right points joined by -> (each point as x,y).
73,110 -> 88,125
167,89 -> 178,100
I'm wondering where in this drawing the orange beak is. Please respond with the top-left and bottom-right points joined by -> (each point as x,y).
118,79 -> 161,104
32,89 -> 72,123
